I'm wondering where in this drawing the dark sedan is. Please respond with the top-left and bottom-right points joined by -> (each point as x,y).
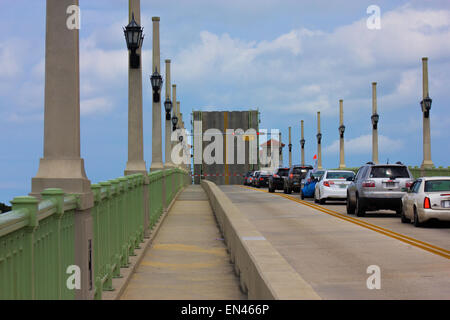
255,170 -> 272,188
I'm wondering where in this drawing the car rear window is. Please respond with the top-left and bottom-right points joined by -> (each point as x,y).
260,171 -> 272,176
293,168 -> 309,175
326,172 -> 355,179
369,166 -> 410,179
311,171 -> 324,178
424,180 -> 450,192
277,169 -> 289,176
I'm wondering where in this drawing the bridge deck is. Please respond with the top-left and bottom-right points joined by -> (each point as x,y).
220,186 -> 450,299
120,185 -> 246,300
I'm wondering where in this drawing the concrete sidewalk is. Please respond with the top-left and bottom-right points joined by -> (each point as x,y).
120,185 -> 246,300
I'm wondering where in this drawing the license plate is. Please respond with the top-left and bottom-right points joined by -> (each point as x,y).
443,201 -> 450,208
339,184 -> 347,188
386,182 -> 395,187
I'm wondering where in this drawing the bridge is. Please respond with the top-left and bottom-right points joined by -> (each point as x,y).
1,0 -> 449,301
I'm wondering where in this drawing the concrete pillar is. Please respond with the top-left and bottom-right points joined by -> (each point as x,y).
339,99 -> 346,169
372,82 -> 379,164
164,59 -> 175,168
279,132 -> 283,167
421,57 -> 434,169
150,17 -> 164,172
288,127 -> 292,168
301,120 -> 305,166
31,0 -> 94,300
317,112 -> 323,170
125,0 -> 146,175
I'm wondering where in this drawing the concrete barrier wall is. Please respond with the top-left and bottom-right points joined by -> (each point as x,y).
201,180 -> 321,300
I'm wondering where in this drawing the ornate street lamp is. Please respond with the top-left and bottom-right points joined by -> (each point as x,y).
300,139 -> 305,149
288,143 -> 292,153
420,96 -> 432,118
150,68 -> 163,103
164,98 -> 173,120
123,13 -> 144,69
339,125 -> 346,139
172,115 -> 178,131
371,113 -> 379,130
316,133 -> 322,145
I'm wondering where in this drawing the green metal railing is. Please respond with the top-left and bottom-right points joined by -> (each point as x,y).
0,189 -> 76,300
0,168 -> 190,300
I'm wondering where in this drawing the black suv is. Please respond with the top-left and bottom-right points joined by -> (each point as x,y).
284,165 -> 313,194
268,167 -> 290,193
255,170 -> 272,188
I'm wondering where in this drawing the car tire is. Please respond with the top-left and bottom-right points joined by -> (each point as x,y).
400,206 -> 410,223
346,194 -> 355,215
300,190 -> 305,200
269,185 -> 275,193
356,195 -> 366,217
314,190 -> 319,203
287,187 -> 292,194
413,207 -> 423,227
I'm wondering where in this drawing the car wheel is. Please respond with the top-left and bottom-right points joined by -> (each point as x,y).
413,207 -> 422,227
300,190 -> 305,200
287,186 -> 292,194
269,185 -> 274,193
356,195 -> 366,217
318,191 -> 326,204
314,190 -> 319,203
346,194 -> 355,215
400,206 -> 410,223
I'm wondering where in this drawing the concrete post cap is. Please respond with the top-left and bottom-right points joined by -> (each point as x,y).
165,59 -> 171,63
422,57 -> 428,61
372,82 -> 377,85
152,17 -> 160,21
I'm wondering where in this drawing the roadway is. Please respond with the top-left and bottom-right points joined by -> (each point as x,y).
220,185 -> 450,300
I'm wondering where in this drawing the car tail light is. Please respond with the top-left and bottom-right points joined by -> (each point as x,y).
405,181 -> 413,188
323,181 -> 334,187
260,178 -> 263,181
289,174 -> 294,179
424,197 -> 431,209
273,174 -> 280,178
441,194 -> 450,196
362,180 -> 375,188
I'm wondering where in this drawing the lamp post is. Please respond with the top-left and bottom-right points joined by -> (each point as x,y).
123,13 -> 144,69
421,57 -> 434,169
300,120 -> 305,166
339,99 -> 346,169
288,127 -> 292,168
371,82 -> 379,164
150,17 -> 164,171
31,0 -> 94,300
317,112 -> 323,169
123,5 -> 147,175
164,59 -> 174,168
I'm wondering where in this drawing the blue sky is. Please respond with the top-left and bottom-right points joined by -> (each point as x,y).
1,0 -> 450,204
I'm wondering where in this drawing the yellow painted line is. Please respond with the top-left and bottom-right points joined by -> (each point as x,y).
239,186 -> 450,260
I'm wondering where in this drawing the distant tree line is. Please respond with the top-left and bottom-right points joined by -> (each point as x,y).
0,202 -> 11,214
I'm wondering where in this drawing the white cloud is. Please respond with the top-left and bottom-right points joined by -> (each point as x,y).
324,134 -> 404,155
81,97 -> 112,115
0,41 -> 23,78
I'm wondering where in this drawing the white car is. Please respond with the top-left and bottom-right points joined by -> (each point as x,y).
314,170 -> 356,204
401,176 -> 450,227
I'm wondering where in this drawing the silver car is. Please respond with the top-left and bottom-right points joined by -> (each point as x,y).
401,177 -> 450,227
314,170 -> 355,204
346,162 -> 414,217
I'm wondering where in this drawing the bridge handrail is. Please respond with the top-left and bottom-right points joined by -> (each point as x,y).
0,168 -> 191,300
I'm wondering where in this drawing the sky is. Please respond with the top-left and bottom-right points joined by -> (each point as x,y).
1,0 -> 450,204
